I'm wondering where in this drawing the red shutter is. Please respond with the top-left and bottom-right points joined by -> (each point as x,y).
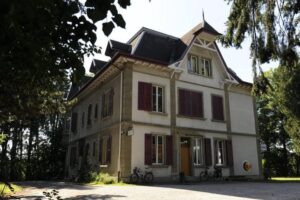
109,88 -> 114,115
178,89 -> 185,115
212,95 -> 224,121
71,113 -> 78,132
226,140 -> 233,167
138,82 -> 152,111
99,138 -> 103,163
204,138 -> 212,166
106,135 -> 112,164
144,134 -> 152,165
166,135 -> 173,165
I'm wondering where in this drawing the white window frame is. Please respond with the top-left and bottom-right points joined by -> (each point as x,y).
152,135 -> 165,165
193,138 -> 204,165
188,54 -> 212,77
216,139 -> 226,166
152,85 -> 164,113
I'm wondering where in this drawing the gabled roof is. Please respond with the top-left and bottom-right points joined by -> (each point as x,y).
89,59 -> 107,74
105,40 -> 132,57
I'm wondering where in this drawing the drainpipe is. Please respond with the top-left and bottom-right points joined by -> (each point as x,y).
117,70 -> 123,182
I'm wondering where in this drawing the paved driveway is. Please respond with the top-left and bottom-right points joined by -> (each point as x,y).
13,181 -> 300,200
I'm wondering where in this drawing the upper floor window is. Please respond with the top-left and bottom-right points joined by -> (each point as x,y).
193,138 -> 204,165
71,112 -> 78,134
152,85 -> 164,113
94,104 -> 98,119
212,95 -> 224,121
87,104 -> 92,126
188,54 -> 212,77
102,89 -> 114,118
81,112 -> 85,128
138,82 -> 165,113
178,89 -> 203,118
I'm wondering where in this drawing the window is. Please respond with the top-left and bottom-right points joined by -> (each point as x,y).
99,136 -> 112,164
152,135 -> 165,164
102,89 -> 114,118
94,104 -> 98,119
70,147 -> 77,167
87,104 -> 92,125
81,112 -> 85,128
193,138 -> 204,165
212,95 -> 224,121
71,112 -> 78,133
152,85 -> 164,112
215,139 -> 226,166
178,89 -> 203,118
188,54 -> 212,77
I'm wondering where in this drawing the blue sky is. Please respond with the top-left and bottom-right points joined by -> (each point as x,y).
84,0 -> 278,82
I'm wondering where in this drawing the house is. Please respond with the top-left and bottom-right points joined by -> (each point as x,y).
65,19 -> 262,181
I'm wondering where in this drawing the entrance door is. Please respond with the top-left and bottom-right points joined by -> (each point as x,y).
180,137 -> 190,176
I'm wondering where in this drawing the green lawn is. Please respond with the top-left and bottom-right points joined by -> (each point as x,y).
271,177 -> 300,182
0,182 -> 22,196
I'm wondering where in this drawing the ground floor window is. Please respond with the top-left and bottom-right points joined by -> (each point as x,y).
193,138 -> 204,165
215,139 -> 226,166
99,135 -> 112,164
152,135 -> 165,164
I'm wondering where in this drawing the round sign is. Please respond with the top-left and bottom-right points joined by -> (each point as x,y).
243,161 -> 252,171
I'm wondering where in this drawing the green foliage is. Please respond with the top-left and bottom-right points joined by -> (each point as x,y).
0,182 -> 22,197
0,133 -> 6,144
89,172 -> 118,185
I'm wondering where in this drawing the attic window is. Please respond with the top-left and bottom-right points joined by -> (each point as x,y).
188,54 -> 212,77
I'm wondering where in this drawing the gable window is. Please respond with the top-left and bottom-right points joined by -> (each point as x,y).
188,54 -> 212,77
87,104 -> 92,126
193,138 -> 204,165
81,112 -> 85,128
102,89 -> 114,118
212,95 -> 224,121
152,85 -> 164,113
138,82 -> 165,113
144,134 -> 173,166
178,89 -> 203,118
94,104 -> 98,119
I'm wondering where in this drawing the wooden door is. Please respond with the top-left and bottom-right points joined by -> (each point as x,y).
181,141 -> 190,176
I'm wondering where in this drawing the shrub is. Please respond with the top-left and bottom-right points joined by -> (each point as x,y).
89,172 -> 118,184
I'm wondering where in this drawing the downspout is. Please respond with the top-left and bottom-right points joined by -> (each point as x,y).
118,70 -> 123,181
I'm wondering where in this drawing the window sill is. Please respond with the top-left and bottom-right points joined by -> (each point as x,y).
149,164 -> 169,168
177,114 -> 206,121
100,164 -> 108,168
187,71 -> 212,79
149,111 -> 168,116
211,119 -> 226,123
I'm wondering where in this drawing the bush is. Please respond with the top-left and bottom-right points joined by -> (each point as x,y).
89,172 -> 118,184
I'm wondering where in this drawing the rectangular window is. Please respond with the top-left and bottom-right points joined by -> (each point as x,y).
178,89 -> 203,118
87,104 -> 92,125
102,89 -> 114,118
99,136 -> 112,164
152,85 -> 164,113
151,135 -> 165,164
193,138 -> 204,165
188,54 -> 212,77
215,139 -> 226,166
71,112 -> 78,133
212,95 -> 224,121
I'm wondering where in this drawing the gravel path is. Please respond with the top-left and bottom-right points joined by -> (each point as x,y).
12,181 -> 300,200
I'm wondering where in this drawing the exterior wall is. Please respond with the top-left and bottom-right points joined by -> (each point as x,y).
69,74 -> 122,142
232,135 -> 259,176
229,90 -> 256,135
132,70 -> 171,126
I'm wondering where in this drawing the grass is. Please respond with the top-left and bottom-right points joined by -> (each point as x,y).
86,172 -> 129,186
271,177 -> 300,182
0,182 -> 22,196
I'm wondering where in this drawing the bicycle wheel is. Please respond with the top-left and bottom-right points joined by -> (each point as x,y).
144,172 -> 154,184
199,172 -> 209,181
130,173 -> 139,184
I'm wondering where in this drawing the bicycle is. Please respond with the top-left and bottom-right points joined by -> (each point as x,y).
199,166 -> 223,181
130,167 -> 154,184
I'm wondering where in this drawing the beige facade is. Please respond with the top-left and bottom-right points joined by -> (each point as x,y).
66,24 -> 261,181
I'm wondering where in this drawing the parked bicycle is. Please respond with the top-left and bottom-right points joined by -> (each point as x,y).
130,167 -> 154,184
199,166 -> 223,181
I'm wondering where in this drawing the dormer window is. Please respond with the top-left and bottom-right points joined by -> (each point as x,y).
188,54 -> 212,77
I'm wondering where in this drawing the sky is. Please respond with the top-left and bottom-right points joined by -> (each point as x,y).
84,0 -> 278,82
